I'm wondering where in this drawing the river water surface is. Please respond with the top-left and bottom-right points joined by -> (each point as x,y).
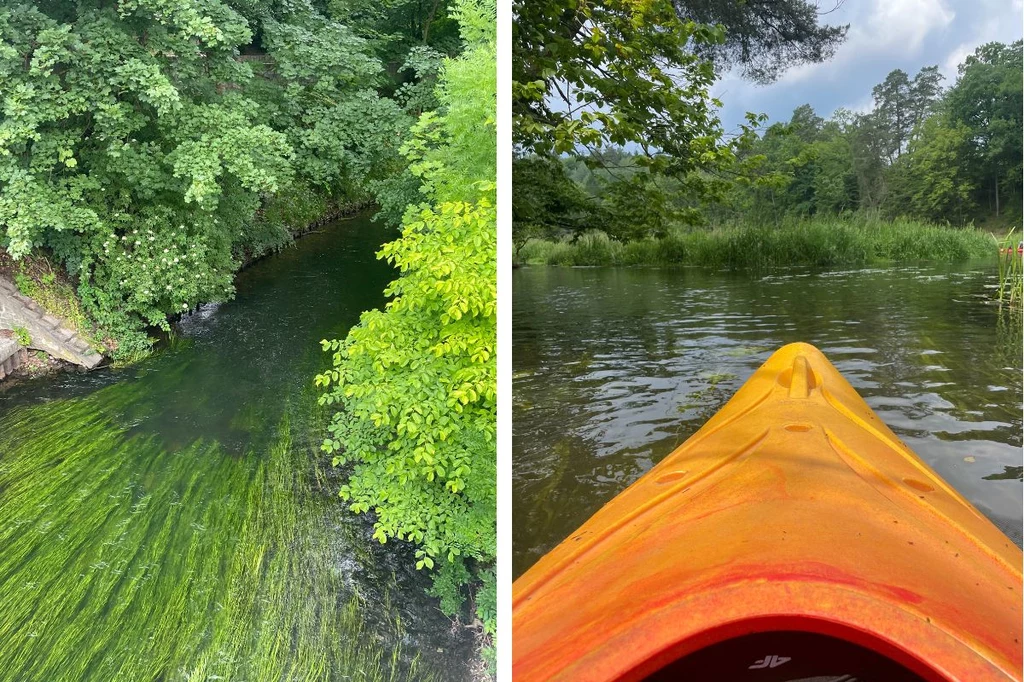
512,264 -> 1023,578
0,214 -> 472,681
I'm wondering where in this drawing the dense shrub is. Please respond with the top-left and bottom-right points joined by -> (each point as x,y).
0,0 -> 420,358
316,0 -> 496,649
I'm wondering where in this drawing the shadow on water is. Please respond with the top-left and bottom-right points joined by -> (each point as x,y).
512,264 -> 1024,578
0,214 -> 474,681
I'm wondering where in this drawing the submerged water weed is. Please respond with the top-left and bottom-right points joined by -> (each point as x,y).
0,387 -> 436,682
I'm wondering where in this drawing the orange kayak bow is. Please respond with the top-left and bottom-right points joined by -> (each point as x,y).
513,343 -> 1022,682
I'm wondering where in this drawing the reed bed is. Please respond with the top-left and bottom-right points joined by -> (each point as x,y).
518,217 -> 994,268
994,228 -> 1022,309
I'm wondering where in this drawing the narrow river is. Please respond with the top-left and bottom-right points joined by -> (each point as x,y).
512,263 -> 1023,579
0,214 -> 472,681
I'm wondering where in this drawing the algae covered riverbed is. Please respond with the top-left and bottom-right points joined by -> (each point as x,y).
0,215 -> 472,681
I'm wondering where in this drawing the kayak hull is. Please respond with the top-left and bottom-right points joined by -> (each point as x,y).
512,343 -> 1022,681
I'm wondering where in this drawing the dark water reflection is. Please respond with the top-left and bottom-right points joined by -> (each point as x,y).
512,264 -> 1023,579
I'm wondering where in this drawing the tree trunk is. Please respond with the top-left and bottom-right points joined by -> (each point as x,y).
423,0 -> 441,43
995,176 -> 1000,218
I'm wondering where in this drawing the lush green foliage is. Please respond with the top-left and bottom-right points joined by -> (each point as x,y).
514,0 -> 725,159
511,0 -> 759,242
10,258 -> 92,334
511,0 -> 847,249
11,324 -> 29,347
946,42 -> 1024,221
0,0 -> 432,357
518,216 -> 992,268
317,0 -> 496,642
517,40 -> 1023,250
511,156 -> 599,257
513,0 -> 845,155
720,43 -> 1023,229
328,0 -> 461,65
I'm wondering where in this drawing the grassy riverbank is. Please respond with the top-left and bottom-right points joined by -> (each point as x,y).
0,193 -> 372,366
517,217 -> 994,268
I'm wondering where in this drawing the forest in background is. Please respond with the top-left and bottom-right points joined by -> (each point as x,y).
512,0 -> 1023,263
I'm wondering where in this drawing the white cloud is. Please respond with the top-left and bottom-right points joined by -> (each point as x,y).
847,93 -> 876,115
941,43 -> 973,79
760,0 -> 956,87
865,0 -> 956,51
783,0 -> 955,110
715,0 -> 1021,130
776,60 -> 823,86
938,2 -> 1023,81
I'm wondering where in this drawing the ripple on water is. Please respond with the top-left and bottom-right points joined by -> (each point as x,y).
513,263 -> 1023,579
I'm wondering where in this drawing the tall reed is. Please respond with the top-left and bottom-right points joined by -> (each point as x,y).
994,228 -> 1022,309
518,216 -> 994,268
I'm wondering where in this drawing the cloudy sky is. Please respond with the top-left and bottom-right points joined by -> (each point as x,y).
713,0 -> 1024,133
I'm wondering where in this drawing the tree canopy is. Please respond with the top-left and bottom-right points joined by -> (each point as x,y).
511,0 -> 848,249
713,42 -> 1022,227
0,0 -> 437,356
514,39 -> 1023,249
947,41 -> 1024,218
673,0 -> 848,83
317,0 -> 497,655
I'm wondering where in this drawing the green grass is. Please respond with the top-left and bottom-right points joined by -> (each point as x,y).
12,267 -> 92,335
994,228 -> 1022,309
11,325 -> 30,347
518,216 -> 995,268
0,384 -> 436,682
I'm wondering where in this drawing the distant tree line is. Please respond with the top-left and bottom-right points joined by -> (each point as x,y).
719,42 -> 1023,229
512,0 -> 1021,251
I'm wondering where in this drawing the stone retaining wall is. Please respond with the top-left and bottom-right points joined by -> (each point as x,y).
0,277 -> 103,369
0,336 -> 28,379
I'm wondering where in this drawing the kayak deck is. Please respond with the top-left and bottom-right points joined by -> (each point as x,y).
512,343 -> 1022,682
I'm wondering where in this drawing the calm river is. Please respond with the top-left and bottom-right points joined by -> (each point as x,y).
512,264 -> 1023,578
0,214 -> 472,681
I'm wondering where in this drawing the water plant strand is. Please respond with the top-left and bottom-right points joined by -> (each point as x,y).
0,385 -> 435,682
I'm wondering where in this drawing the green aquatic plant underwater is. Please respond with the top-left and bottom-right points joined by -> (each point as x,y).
0,385 -> 437,682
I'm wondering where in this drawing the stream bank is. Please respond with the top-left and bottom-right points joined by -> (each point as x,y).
0,213 -> 476,681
